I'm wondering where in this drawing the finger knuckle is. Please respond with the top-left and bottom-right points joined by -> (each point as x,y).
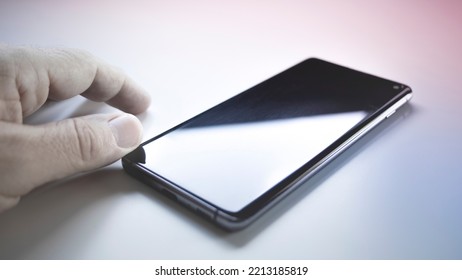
70,118 -> 103,165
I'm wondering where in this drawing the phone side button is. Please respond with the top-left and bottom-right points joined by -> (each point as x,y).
160,189 -> 178,201
385,109 -> 396,119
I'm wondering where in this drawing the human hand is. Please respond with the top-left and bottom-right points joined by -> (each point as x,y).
0,45 -> 151,212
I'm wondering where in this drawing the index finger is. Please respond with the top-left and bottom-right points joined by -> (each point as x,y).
45,48 -> 151,114
5,46 -> 150,118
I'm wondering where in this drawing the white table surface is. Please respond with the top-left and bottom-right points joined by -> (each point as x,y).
0,0 -> 461,259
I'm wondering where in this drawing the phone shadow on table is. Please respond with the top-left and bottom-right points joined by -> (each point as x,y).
0,104 -> 416,258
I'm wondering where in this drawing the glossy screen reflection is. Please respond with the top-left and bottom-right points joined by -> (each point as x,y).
136,58 -> 405,214
143,111 -> 367,212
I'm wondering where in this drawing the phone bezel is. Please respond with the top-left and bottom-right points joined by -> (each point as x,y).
122,58 -> 412,231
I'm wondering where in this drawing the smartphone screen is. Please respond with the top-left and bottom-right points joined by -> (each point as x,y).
123,58 -> 412,230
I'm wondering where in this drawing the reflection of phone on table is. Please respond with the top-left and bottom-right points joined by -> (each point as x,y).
123,58 -> 412,231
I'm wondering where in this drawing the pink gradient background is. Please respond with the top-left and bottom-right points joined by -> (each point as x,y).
0,0 -> 461,259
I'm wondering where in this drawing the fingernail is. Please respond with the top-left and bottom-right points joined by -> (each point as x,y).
108,114 -> 143,148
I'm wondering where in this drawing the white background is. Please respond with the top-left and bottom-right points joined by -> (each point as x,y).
0,0 -> 461,259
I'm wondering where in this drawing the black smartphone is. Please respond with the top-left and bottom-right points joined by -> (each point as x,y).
122,58 -> 412,231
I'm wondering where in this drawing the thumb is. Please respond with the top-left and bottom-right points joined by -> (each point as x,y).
0,113 -> 143,198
